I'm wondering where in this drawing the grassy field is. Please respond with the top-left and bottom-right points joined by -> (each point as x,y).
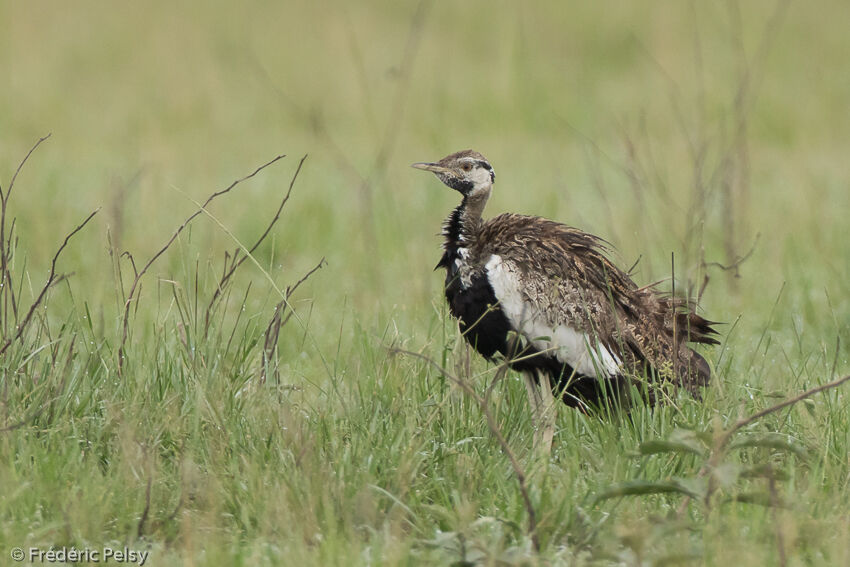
2,1 -> 849,564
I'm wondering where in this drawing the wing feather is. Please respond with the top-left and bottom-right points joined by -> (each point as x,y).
476,214 -> 717,389
485,254 -> 621,377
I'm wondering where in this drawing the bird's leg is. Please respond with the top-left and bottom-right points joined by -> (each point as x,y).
523,370 -> 556,455
521,371 -> 543,450
537,371 -> 556,452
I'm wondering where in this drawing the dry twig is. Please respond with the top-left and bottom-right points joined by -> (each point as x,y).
1,134 -> 52,335
261,257 -> 325,383
204,155 -> 307,336
677,372 -> 850,515
0,208 -> 100,357
117,155 -> 286,370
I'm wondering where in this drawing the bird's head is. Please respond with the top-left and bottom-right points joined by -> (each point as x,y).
412,149 -> 495,197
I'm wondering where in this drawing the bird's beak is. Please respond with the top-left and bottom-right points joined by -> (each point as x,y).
411,162 -> 453,174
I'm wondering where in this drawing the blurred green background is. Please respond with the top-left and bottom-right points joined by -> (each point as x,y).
2,1 -> 848,330
2,1 -> 850,564
0,2 -> 850,309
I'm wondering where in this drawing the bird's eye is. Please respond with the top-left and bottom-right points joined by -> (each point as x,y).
461,163 -> 472,172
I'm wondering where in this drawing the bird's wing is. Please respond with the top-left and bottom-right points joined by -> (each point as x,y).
479,214 -> 717,388
484,251 -> 624,378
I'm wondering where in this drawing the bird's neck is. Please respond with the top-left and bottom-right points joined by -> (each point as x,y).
443,191 -> 489,249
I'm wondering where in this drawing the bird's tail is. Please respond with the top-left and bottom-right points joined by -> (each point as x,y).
663,296 -> 720,345
666,297 -> 719,391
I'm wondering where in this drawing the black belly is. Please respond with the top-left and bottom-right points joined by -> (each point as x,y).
443,269 -> 631,409
445,270 -> 512,359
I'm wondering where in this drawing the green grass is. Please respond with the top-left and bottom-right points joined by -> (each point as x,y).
2,1 -> 850,564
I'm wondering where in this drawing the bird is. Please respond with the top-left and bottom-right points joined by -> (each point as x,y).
412,149 -> 718,452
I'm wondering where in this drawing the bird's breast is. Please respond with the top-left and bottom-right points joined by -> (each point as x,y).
442,261 -> 512,360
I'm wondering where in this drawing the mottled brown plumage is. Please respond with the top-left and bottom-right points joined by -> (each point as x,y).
473,214 -> 717,392
413,149 -> 717,450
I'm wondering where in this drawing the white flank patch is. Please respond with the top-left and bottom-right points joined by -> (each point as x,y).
485,254 -> 621,377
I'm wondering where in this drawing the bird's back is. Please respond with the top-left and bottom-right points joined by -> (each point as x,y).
467,213 -> 717,396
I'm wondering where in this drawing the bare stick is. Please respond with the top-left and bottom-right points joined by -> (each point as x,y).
1,135 -> 52,336
0,208 -> 100,357
389,347 -> 541,552
2,133 -> 52,203
204,155 -> 307,335
118,155 -> 286,368
278,257 -> 326,328
702,233 -> 760,274
137,473 -> 153,539
677,372 -> 850,515
717,373 -> 850,449
262,257 -> 325,383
